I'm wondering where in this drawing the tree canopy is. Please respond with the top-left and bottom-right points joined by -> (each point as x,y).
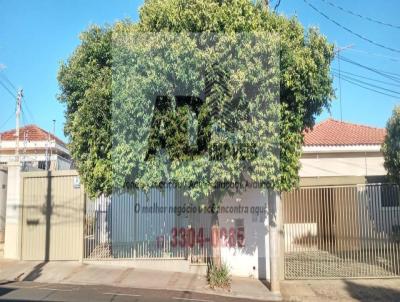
382,106 -> 400,185
58,0 -> 335,198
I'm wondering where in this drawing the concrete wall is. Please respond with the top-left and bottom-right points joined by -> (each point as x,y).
300,152 -> 386,177
4,162 -> 21,259
218,189 -> 270,280
0,168 -> 7,242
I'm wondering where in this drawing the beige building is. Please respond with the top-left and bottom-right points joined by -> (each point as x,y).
283,119 -> 400,276
299,118 -> 387,186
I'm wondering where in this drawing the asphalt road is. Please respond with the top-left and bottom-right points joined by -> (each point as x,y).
0,282 -> 262,302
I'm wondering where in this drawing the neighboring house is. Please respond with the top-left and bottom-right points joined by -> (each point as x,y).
284,119 -> 400,269
0,124 -> 71,171
0,125 -> 71,244
299,118 -> 387,186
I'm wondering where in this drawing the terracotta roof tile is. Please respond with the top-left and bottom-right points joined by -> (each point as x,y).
0,124 -> 66,147
304,119 -> 386,146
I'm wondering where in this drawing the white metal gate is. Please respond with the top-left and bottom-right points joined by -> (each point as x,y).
84,188 -> 211,263
283,184 -> 400,279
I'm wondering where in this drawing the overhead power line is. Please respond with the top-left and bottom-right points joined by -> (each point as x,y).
0,71 -> 17,91
336,49 -> 344,121
22,96 -> 36,124
346,48 -> 400,63
332,72 -> 400,95
303,0 -> 400,54
318,0 -> 400,29
0,79 -> 17,100
339,56 -> 400,84
331,68 -> 400,87
333,74 -> 400,100
0,111 -> 15,131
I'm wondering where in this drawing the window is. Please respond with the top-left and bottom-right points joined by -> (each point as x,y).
381,185 -> 400,207
392,225 -> 400,242
38,161 -> 50,170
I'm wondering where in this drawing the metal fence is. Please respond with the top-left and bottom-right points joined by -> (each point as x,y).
84,188 -> 211,263
283,184 -> 400,279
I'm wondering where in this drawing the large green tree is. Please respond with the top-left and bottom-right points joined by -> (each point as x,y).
58,0 -> 334,198
58,26 -> 112,195
382,106 -> 400,185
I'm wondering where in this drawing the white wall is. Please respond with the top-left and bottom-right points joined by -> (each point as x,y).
91,188 -> 272,280
300,154 -> 386,177
359,186 -> 400,248
0,168 -> 7,242
284,223 -> 317,253
4,162 -> 21,259
218,189 -> 270,279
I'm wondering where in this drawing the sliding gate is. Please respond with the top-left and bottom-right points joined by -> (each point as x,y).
84,188 -> 211,263
283,184 -> 400,279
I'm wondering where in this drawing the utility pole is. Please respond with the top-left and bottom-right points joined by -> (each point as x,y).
334,44 -> 353,122
52,119 -> 56,137
15,89 -> 23,162
50,119 -> 56,170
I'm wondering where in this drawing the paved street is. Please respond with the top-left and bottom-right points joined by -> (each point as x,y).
0,282 -> 263,302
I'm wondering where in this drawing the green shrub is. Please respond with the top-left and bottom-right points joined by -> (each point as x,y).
207,262 -> 231,289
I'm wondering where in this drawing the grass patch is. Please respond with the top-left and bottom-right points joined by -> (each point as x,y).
207,262 -> 232,289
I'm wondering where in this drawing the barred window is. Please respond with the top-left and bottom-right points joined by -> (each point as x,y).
381,185 -> 400,207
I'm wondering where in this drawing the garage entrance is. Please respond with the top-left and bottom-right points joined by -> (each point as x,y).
20,171 -> 85,261
283,184 -> 400,279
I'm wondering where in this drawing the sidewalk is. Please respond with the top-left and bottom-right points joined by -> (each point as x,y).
281,279 -> 400,302
0,260 -> 281,301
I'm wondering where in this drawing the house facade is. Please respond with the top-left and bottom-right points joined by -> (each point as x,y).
0,125 -> 71,245
283,119 -> 400,279
0,124 -> 72,171
299,118 -> 387,186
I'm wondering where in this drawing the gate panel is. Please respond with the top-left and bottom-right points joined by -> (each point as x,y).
21,171 -> 84,261
84,188 -> 211,262
283,184 -> 400,279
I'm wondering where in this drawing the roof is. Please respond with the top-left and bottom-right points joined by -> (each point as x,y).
0,124 -> 66,147
303,119 -> 386,147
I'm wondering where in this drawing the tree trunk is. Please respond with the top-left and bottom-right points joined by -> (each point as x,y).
211,212 -> 221,268
210,194 -> 221,268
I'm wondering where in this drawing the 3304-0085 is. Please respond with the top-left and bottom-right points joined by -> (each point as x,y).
156,227 -> 245,248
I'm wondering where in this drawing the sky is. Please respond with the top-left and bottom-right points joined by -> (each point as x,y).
0,0 -> 399,142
